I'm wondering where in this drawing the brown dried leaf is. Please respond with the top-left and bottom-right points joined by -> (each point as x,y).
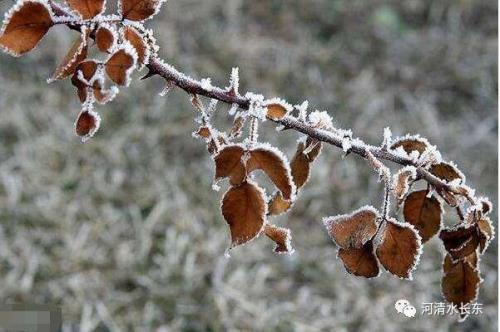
403,190 -> 442,243
289,139 -> 322,190
324,206 -> 379,249
229,115 -> 245,139
479,198 -> 492,215
247,146 -> 295,200
49,31 -> 88,82
438,189 -> 459,207
0,0 -> 54,56
207,135 -> 227,155
194,126 -> 211,139
304,138 -> 322,161
121,0 -> 165,21
67,0 -> 105,19
264,224 -> 294,254
267,191 -> 292,216
338,241 -> 379,278
477,218 -> 493,254
105,47 -> 136,86
93,81 -> 117,105
221,181 -> 266,248
214,145 -> 246,186
392,167 -> 416,200
95,25 -> 116,53
71,60 -> 99,102
376,218 -> 422,279
75,110 -> 100,141
122,26 -> 148,65
265,103 -> 288,120
429,162 -> 465,184
443,253 -> 478,273
390,137 -> 429,155
290,145 -> 310,189
439,225 -> 479,260
442,258 -> 480,307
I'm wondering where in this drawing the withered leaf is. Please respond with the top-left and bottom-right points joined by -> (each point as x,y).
194,126 -> 210,139
403,190 -> 442,243
229,115 -> 245,139
439,189 -> 458,207
479,198 -> 492,215
49,30 -> 88,82
477,218 -> 493,254
95,25 -> 116,53
265,103 -> 288,120
247,147 -> 295,200
221,181 -> 266,248
324,206 -> 379,249
304,137 -> 322,161
207,135 -> 227,155
392,167 -> 416,200
264,224 -> 294,254
0,0 -> 54,56
439,225 -> 479,260
443,253 -> 478,274
390,137 -> 429,155
442,258 -> 480,307
214,145 -> 246,185
75,110 -> 100,142
376,218 -> 421,279
429,162 -> 465,184
67,0 -> 105,19
121,0 -> 165,21
267,191 -> 292,216
338,241 -> 379,278
122,26 -> 148,65
290,139 -> 322,189
105,47 -> 136,86
93,81 -> 117,105
71,60 -> 99,102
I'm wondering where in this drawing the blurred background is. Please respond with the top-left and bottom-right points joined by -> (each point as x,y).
0,0 -> 497,331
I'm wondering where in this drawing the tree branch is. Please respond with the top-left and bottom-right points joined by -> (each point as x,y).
48,0 -> 478,206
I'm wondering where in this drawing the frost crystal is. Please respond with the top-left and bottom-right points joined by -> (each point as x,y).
207,99 -> 218,115
341,136 -> 352,153
295,100 -> 309,122
200,78 -> 213,91
366,150 -> 390,183
417,145 -> 442,166
382,127 -> 392,148
228,103 -> 239,116
227,67 -> 239,95
308,110 -> 333,129
245,92 -> 266,120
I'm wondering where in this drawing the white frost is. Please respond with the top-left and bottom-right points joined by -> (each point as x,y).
308,110 -> 333,129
